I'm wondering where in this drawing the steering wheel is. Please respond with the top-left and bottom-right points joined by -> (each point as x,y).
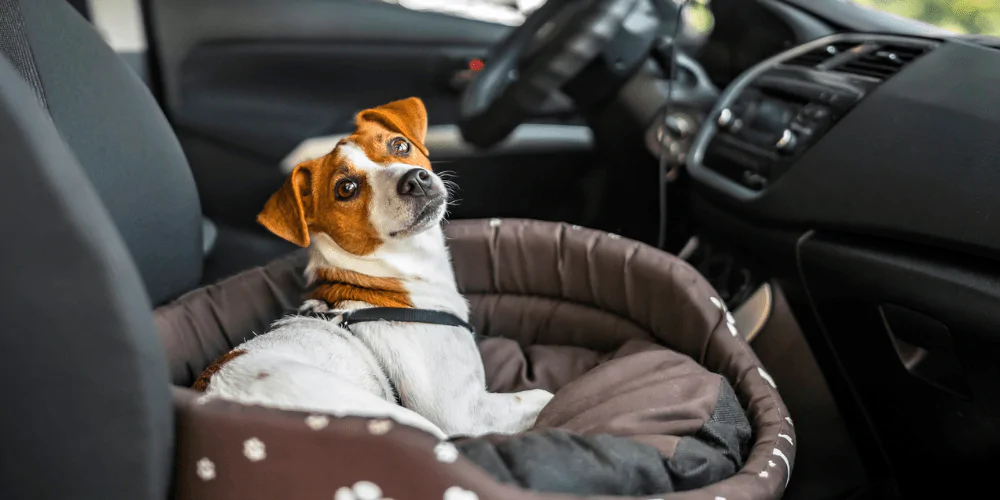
458,0 -> 670,149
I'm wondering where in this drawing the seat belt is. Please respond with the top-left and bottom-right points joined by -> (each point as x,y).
0,0 -> 48,111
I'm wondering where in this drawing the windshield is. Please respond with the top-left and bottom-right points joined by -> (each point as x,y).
850,0 -> 1000,36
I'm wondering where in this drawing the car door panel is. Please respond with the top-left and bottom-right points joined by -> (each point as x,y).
149,0 -> 506,159
147,0 -> 601,232
175,41 -> 487,160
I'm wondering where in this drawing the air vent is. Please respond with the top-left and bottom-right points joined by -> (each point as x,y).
784,42 -> 860,68
834,43 -> 932,80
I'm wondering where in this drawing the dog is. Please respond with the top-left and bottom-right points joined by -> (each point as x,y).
192,97 -> 554,439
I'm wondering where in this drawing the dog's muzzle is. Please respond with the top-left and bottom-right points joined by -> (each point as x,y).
397,168 -> 439,198
390,168 -> 446,237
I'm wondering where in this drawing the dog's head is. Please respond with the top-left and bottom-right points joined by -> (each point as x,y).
257,97 -> 447,255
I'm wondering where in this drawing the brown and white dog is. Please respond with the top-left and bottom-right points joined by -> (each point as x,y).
193,97 -> 553,439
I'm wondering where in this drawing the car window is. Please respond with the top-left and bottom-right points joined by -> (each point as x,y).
383,0 -> 715,37
380,0 -> 546,25
850,0 -> 1000,36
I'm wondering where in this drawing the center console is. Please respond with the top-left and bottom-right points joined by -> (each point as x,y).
688,34 -> 938,199
703,68 -> 872,190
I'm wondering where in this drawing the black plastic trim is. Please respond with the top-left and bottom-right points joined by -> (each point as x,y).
798,231 -> 1000,496
687,33 -> 939,202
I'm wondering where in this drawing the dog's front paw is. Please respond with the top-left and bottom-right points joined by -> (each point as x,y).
298,299 -> 331,314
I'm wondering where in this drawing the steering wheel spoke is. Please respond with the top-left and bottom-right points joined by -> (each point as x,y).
459,0 -> 669,149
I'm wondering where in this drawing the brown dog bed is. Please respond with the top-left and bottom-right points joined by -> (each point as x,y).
158,219 -> 795,500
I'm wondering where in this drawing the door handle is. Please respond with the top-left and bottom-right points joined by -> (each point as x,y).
880,303 -> 971,399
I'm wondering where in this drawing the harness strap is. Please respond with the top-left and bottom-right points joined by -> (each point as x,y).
327,307 -> 476,335
302,306 -> 477,406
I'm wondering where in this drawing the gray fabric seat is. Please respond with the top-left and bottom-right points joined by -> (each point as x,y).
3,0 -> 203,305
0,1 -> 213,498
0,52 -> 172,500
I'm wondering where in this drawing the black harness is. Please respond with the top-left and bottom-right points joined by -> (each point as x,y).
309,307 -> 477,334
302,306 -> 477,405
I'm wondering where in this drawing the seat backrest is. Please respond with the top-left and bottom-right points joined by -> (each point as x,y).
0,52 -> 172,500
6,0 -> 203,304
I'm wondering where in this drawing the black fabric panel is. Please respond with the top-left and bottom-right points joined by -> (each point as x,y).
668,437 -> 738,491
455,379 -> 752,496
667,380 -> 753,491
697,377 -> 754,467
18,0 -> 203,304
457,430 -> 678,496
455,427 -> 747,496
0,55 -> 172,500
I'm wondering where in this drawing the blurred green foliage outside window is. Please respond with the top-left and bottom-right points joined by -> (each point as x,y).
852,0 -> 1000,36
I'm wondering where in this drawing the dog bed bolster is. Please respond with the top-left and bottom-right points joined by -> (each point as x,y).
158,219 -> 794,500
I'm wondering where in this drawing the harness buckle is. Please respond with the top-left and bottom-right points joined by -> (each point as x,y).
333,310 -> 352,328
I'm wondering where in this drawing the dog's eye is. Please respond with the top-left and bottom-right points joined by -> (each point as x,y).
390,137 -> 411,156
334,179 -> 358,201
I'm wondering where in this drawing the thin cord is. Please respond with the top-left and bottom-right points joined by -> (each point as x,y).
657,137 -> 670,249
657,0 -> 690,250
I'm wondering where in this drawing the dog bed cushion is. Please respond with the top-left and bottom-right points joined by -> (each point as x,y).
157,219 -> 795,500
455,338 -> 751,496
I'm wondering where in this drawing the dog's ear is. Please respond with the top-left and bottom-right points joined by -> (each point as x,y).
356,97 -> 429,156
257,160 -> 317,247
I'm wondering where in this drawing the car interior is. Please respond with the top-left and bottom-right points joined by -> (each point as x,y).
2,0 -> 998,498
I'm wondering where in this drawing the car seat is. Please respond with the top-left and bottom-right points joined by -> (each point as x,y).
0,1 -> 794,499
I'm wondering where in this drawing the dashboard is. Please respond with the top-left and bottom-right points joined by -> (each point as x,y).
691,34 -> 934,197
687,33 -> 1000,256
678,29 -> 1000,496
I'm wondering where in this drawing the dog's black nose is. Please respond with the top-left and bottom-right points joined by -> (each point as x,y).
397,168 -> 434,197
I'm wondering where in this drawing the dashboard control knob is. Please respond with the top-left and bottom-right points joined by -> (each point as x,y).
664,113 -> 695,140
776,129 -> 798,152
717,108 -> 734,128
